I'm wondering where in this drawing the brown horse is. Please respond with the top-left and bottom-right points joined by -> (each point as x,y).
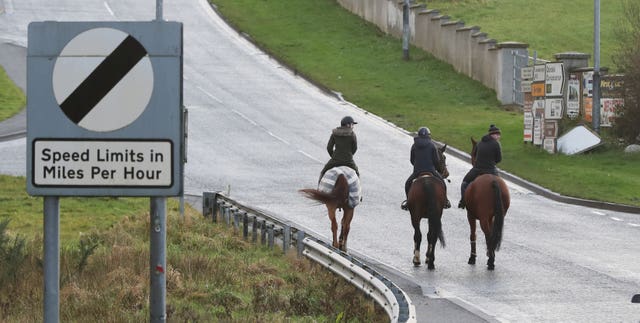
299,168 -> 359,252
408,144 -> 449,270
464,138 -> 510,270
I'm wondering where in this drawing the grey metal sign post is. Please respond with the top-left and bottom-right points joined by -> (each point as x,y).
27,20 -> 182,322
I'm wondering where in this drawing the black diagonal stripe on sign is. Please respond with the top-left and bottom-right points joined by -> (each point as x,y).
59,36 -> 147,124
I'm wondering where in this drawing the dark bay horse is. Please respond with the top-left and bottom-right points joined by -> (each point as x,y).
299,167 -> 360,252
408,144 -> 449,269
464,138 -> 510,270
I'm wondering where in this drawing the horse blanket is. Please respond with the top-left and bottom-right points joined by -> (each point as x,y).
319,166 -> 361,208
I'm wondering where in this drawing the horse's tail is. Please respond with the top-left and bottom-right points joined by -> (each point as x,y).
299,175 -> 348,205
488,178 -> 504,251
423,179 -> 445,248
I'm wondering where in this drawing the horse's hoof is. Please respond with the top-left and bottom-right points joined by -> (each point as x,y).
468,257 -> 476,265
427,263 -> 435,270
487,264 -> 495,270
413,258 -> 421,266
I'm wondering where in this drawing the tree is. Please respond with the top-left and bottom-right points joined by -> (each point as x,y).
613,0 -> 640,143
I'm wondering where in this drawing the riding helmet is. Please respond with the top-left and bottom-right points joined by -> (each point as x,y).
418,127 -> 430,137
341,116 -> 357,126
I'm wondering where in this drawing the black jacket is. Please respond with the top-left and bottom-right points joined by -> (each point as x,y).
410,136 -> 440,175
474,134 -> 502,170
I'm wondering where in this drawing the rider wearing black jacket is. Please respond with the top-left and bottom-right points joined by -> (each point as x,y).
458,124 -> 502,209
401,127 -> 450,210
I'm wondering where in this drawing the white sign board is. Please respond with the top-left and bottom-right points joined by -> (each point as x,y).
33,140 -> 172,186
545,62 -> 564,96
557,125 -> 602,155
545,98 -> 564,120
533,65 -> 546,82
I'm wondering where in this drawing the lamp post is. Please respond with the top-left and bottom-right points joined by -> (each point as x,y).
402,0 -> 410,60
592,0 -> 601,134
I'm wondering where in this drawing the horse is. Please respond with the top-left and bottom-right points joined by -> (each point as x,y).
299,167 -> 360,252
408,144 -> 449,270
463,137 -> 510,270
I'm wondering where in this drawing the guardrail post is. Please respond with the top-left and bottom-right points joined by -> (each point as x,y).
242,213 -> 249,240
215,201 -> 224,223
267,224 -> 275,249
224,206 -> 231,228
202,192 -> 217,219
252,216 -> 258,242
282,225 -> 291,253
232,209 -> 240,234
260,219 -> 267,245
296,231 -> 305,257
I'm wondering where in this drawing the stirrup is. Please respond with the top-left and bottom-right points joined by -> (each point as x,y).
400,200 -> 408,211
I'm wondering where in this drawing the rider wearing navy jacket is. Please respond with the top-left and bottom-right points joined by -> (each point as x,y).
458,124 -> 502,209
401,127 -> 450,210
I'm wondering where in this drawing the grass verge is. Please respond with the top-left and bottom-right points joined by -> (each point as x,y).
0,175 -> 386,321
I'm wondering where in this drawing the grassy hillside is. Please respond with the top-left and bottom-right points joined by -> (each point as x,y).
425,0 -> 622,70
209,0 -> 640,207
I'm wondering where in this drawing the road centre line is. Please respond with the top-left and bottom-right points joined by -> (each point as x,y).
268,132 -> 289,145
103,2 -> 114,16
298,150 -> 322,163
197,85 -> 222,103
231,109 -> 257,126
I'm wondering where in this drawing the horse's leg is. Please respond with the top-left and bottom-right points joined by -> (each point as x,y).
338,208 -> 354,252
327,205 -> 339,249
411,217 -> 422,266
426,218 -> 438,270
480,218 -> 495,270
467,214 -> 477,265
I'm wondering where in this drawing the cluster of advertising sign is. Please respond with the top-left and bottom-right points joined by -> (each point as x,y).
521,62 -> 625,153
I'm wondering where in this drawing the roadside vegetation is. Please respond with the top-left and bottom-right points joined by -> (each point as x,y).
423,0 -> 621,70
0,66 -> 24,120
209,0 -> 640,207
0,175 -> 386,321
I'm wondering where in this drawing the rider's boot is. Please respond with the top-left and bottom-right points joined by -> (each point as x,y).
458,181 -> 468,209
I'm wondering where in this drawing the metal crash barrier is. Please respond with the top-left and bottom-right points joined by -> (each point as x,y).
202,191 -> 417,323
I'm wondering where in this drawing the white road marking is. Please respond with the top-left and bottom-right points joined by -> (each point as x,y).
197,85 -> 222,103
103,2 -> 115,16
232,110 -> 257,125
610,217 -> 623,222
592,210 -> 606,216
628,223 -> 640,227
268,132 -> 289,145
298,150 -> 322,163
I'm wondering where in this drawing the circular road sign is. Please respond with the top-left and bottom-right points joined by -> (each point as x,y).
52,27 -> 153,132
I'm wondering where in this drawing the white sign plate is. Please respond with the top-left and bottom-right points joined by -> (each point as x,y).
33,140 -> 173,187
545,62 -> 564,96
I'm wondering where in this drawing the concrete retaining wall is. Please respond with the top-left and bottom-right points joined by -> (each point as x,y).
336,0 -> 529,105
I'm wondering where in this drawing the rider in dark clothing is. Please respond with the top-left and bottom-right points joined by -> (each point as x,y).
401,127 -> 450,210
319,116 -> 359,181
458,124 -> 502,209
